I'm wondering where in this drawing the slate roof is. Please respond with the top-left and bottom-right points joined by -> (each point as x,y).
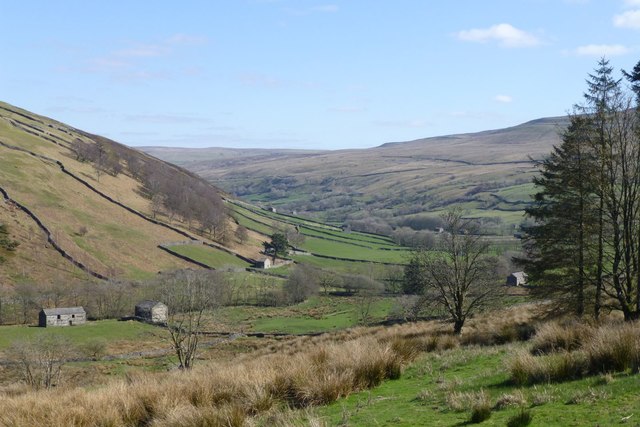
135,300 -> 165,310
41,307 -> 85,316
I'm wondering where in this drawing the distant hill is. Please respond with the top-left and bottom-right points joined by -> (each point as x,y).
144,117 -> 567,234
0,102 -> 261,288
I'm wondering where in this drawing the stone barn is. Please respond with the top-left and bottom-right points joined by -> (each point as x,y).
506,271 -> 528,287
256,257 -> 273,269
135,300 -> 168,324
39,307 -> 86,327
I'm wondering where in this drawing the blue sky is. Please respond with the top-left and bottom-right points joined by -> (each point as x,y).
1,0 -> 639,150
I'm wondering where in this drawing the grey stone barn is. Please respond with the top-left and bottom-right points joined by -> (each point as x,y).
135,300 -> 168,324
39,307 -> 87,327
506,271 -> 528,287
255,257 -> 273,269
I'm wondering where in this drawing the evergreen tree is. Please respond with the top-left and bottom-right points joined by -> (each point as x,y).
521,115 -> 599,315
582,57 -> 622,318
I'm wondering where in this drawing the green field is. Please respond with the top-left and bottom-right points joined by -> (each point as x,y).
0,319 -> 160,351
166,244 -> 251,269
230,202 -> 410,265
251,296 -> 394,334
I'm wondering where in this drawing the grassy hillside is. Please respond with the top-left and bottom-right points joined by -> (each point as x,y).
0,102 -> 250,286
0,101 -> 423,297
145,117 -> 567,234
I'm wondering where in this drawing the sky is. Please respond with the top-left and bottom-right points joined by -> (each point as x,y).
1,1 -> 639,150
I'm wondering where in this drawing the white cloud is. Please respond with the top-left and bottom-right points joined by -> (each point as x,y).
81,34 -> 207,82
613,9 -> 640,29
456,23 -> 540,48
116,44 -> 168,58
574,44 -> 631,56
494,95 -> 513,103
624,0 -> 640,7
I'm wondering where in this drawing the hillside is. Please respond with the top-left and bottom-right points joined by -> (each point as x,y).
144,117 -> 567,234
0,102 -> 261,287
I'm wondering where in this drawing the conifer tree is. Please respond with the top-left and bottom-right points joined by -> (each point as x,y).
522,115 -> 599,315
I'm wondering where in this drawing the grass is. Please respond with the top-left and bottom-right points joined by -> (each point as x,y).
298,235 -> 408,264
317,341 -> 640,426
0,326 -> 418,426
165,244 -> 251,269
212,296 -> 395,334
1,304 -> 639,425
0,319 -> 161,351
252,298 -> 394,334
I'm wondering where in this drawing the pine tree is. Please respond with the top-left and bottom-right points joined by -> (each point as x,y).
582,57 -> 622,318
521,115 -> 599,315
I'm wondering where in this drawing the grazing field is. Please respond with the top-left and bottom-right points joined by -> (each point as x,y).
0,320 -> 163,353
230,201 -> 411,266
165,244 -> 252,269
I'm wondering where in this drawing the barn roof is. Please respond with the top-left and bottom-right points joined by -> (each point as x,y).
41,307 -> 85,316
135,300 -> 166,310
510,271 -> 528,280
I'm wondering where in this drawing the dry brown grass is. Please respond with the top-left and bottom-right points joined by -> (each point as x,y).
529,319 -> 594,355
0,302 -> 549,425
0,326 -> 422,426
509,320 -> 640,385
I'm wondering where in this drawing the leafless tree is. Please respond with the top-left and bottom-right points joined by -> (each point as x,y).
235,225 -> 249,244
8,334 -> 75,389
157,270 -> 225,369
415,209 -> 501,334
284,265 -> 319,303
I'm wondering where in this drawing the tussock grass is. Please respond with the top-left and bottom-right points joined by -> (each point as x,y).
494,390 -> 526,410
506,408 -> 533,427
468,390 -> 492,423
0,331 -> 417,426
509,320 -> 640,385
530,319 -> 594,355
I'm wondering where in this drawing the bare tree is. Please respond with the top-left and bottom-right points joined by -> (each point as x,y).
235,224 -> 249,244
412,209 -> 500,334
157,270 -> 225,369
284,265 -> 319,303
8,335 -> 75,389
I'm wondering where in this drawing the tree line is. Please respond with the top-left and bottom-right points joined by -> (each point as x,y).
71,134 -> 228,243
522,57 -> 640,320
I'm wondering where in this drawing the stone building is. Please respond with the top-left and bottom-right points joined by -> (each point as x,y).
506,271 -> 528,287
135,300 -> 168,324
38,307 -> 86,327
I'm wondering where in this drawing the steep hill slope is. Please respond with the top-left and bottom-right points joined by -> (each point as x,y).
144,117 -> 566,233
0,102 -> 253,287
